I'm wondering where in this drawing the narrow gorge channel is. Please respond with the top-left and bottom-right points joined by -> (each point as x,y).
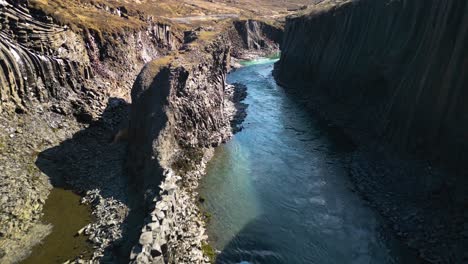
199,59 -> 423,264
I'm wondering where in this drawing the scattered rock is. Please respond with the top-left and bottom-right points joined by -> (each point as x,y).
139,232 -> 153,246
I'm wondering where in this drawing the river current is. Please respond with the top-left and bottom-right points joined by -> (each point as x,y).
198,59 -> 419,264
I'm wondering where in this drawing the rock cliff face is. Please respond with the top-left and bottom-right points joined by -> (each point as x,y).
127,36 -> 231,189
0,0 -> 179,114
275,0 -> 468,167
229,19 -> 283,59
0,1 -> 90,112
275,0 -> 468,262
0,1 -> 181,262
126,34 -> 233,263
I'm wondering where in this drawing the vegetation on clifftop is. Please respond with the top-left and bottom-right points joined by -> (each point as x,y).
27,0 -> 310,36
29,0 -> 145,33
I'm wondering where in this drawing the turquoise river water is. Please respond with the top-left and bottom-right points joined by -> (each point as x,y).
198,59 -> 422,264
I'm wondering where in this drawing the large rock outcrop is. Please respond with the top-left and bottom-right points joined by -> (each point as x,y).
127,35 -> 231,190
275,0 -> 468,167
126,33 -> 233,263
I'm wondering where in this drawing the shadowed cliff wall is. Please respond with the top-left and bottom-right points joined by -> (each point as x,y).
275,0 -> 468,167
127,35 -> 231,193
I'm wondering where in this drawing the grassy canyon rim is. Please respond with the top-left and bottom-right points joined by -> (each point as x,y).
27,0 -> 314,34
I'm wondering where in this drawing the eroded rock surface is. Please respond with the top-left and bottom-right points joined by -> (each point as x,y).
0,1 -> 90,112
229,19 -> 282,59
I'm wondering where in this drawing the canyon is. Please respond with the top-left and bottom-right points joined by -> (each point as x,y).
0,0 -> 466,263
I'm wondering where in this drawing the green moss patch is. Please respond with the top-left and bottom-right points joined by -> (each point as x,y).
201,241 -> 216,263
171,146 -> 204,175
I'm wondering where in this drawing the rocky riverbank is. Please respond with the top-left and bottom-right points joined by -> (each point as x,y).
128,81 -> 247,264
0,110 -> 81,263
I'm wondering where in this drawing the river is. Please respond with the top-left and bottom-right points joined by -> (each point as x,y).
198,59 -> 421,264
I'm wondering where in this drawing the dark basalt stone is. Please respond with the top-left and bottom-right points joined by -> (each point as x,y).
275,0 -> 468,262
275,0 -> 468,168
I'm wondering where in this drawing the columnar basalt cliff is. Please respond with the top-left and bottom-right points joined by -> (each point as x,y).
229,19 -> 283,59
6,0 -> 468,262
275,0 -> 468,262
0,1 -> 90,112
127,39 -> 231,190
0,0 -> 179,114
126,34 -> 234,263
275,0 -> 468,166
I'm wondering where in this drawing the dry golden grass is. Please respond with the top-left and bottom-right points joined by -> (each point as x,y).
197,31 -> 218,42
29,0 -> 144,33
29,0 -> 317,34
147,55 -> 175,74
295,0 -> 351,17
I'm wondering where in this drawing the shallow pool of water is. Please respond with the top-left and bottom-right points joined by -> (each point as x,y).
21,188 -> 93,264
199,59 -> 420,264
